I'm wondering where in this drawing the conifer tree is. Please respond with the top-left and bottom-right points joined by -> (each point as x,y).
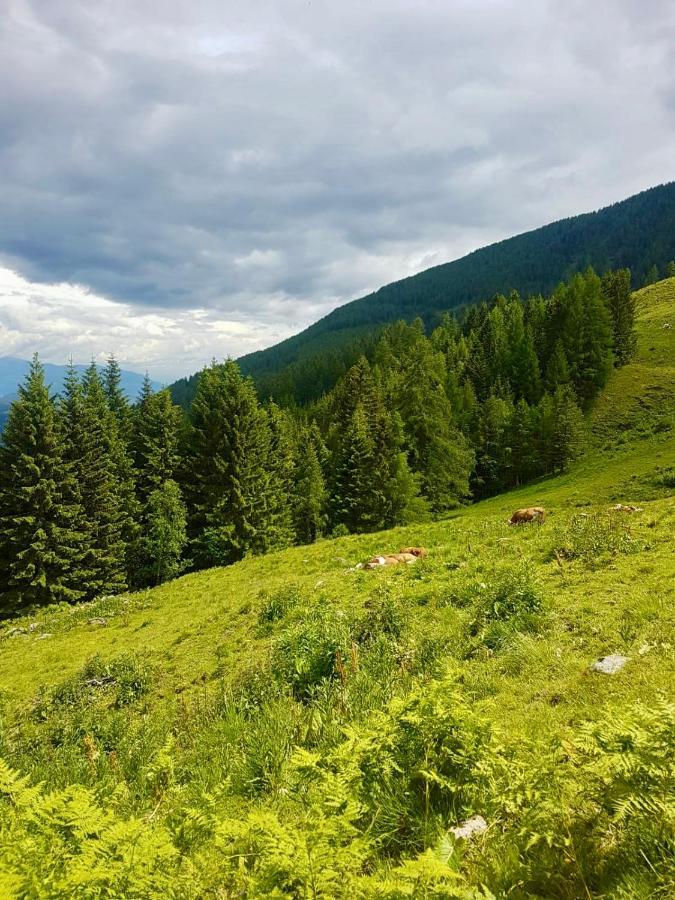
644,264 -> 659,286
545,339 -> 571,392
549,384 -> 586,472
103,354 -> 133,440
59,362 -> 130,597
667,261 -> 675,278
292,423 -> 327,544
0,356 -> 83,611
601,269 -> 637,366
472,394 -> 514,498
331,403 -> 385,533
132,383 -> 184,505
186,360 -> 272,567
509,398 -> 537,486
265,402 -> 295,550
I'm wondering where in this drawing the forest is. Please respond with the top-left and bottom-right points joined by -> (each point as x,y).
179,181 -> 675,406
0,266 -> 639,615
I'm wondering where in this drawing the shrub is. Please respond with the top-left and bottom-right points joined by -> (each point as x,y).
467,566 -> 544,651
33,653 -> 153,718
552,513 -> 644,562
257,583 -> 302,625
271,606 -> 354,701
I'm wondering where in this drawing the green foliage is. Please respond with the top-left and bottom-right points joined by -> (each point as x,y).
467,565 -> 544,650
33,653 -> 152,716
272,606 -> 354,700
135,479 -> 187,586
552,512 -> 644,562
0,355 -> 84,612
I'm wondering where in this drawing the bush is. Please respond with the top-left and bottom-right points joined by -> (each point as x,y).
467,566 -> 544,651
257,583 -> 302,625
552,513 -> 644,562
33,653 -> 153,718
271,606 -> 354,701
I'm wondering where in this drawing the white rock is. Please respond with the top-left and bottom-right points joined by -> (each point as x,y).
591,654 -> 629,674
450,815 -> 488,840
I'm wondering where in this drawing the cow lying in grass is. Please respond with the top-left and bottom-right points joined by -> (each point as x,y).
508,507 -> 546,525
361,546 -> 428,569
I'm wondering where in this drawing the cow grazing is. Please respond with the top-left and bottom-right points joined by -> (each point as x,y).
508,507 -> 546,525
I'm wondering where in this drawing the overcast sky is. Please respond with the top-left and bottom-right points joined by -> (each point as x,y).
1,0 -> 674,381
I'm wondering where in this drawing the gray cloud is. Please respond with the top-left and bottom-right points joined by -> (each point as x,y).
1,0 -> 674,376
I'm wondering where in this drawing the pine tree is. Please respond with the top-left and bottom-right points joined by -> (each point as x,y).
601,269 -> 637,366
550,270 -> 613,407
472,394 -> 514,498
549,384 -> 586,472
132,383 -> 184,505
0,356 -> 84,611
328,358 -> 417,531
136,480 -> 187,586
103,355 -> 133,441
59,363 -> 130,597
186,360 -> 272,568
265,402 -> 295,551
331,403 -> 385,533
509,398 -> 537,486
667,261 -> 675,278
644,264 -> 659,286
292,424 -> 327,544
545,339 -> 571,392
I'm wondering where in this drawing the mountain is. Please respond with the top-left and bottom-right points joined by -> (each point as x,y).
0,358 -> 162,429
0,280 -> 673,896
171,181 -> 675,407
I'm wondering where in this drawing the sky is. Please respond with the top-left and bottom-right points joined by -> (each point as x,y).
1,0 -> 674,381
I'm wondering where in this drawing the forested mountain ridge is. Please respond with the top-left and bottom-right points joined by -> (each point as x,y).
170,182 -> 675,406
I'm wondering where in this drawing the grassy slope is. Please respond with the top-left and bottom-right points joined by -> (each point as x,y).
1,282 -> 673,716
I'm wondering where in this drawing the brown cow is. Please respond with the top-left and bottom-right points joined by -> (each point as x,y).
399,546 -> 428,558
363,551 -> 419,570
508,507 -> 546,525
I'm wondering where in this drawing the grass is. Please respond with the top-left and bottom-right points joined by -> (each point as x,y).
0,279 -> 673,897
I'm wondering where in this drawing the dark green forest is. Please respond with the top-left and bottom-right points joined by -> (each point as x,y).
0,266 -> 638,615
171,182 -> 674,408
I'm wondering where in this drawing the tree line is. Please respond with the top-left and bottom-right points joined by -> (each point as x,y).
0,266 -> 637,614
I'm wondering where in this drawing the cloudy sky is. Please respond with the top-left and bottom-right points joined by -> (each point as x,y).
1,0 -> 674,381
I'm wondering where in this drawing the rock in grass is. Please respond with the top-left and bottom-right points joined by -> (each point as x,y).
450,815 -> 488,840
88,617 -> 108,626
591,654 -> 629,674
5,627 -> 26,638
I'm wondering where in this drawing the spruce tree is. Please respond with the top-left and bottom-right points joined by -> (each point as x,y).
601,269 -> 637,366
186,360 -> 272,567
59,363 -> 130,597
331,403 -> 385,533
103,354 -> 133,441
545,339 -> 571,392
549,384 -> 586,472
0,356 -> 84,611
292,423 -> 327,544
132,384 -> 184,505
265,402 -> 295,551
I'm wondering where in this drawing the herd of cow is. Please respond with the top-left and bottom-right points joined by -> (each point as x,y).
358,506 -> 547,569
358,500 -> 645,569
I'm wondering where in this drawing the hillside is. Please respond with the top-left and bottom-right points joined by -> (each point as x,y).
0,283 -> 673,895
171,181 -> 675,406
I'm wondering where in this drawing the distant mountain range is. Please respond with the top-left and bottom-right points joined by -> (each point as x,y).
171,181 -> 675,407
0,358 -> 161,429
